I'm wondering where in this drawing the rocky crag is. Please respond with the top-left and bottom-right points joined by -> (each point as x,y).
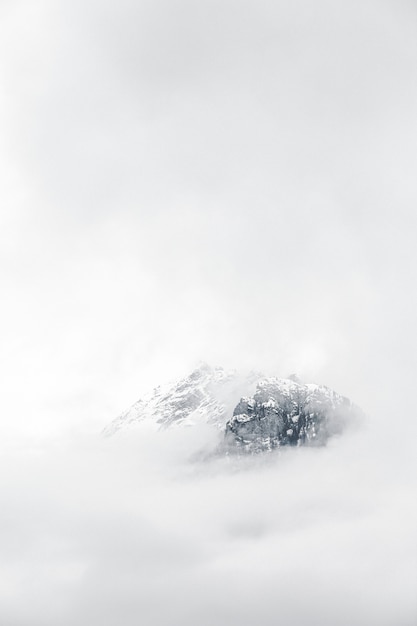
224,376 -> 356,453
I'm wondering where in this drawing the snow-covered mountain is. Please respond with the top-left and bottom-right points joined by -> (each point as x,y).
104,364 -> 361,451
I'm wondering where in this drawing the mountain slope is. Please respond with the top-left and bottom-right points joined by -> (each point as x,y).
103,364 -> 261,436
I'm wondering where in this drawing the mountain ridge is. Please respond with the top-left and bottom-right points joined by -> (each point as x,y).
104,364 -> 361,452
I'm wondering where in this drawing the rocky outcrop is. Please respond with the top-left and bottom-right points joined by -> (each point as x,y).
225,377 -> 359,453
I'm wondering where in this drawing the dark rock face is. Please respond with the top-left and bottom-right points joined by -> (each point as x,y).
225,378 -> 358,453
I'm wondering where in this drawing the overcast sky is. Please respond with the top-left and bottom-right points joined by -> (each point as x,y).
1,3 -> 417,623
1,0 -> 417,440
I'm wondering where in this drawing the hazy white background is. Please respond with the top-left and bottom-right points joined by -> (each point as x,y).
1,1 -> 417,624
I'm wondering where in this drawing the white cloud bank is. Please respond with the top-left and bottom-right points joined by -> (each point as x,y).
0,420 -> 415,626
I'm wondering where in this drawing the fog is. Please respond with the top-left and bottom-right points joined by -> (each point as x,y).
1,0 -> 417,623
0,422 -> 416,626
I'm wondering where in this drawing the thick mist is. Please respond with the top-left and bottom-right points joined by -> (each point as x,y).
0,420 -> 416,626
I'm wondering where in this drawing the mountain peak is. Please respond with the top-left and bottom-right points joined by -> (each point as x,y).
104,365 -> 361,452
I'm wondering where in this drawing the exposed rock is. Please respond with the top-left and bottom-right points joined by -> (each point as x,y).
225,378 -> 359,453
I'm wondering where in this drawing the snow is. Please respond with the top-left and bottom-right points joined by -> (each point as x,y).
233,413 -> 253,424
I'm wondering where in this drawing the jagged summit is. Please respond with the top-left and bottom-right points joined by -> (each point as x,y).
104,365 -> 361,452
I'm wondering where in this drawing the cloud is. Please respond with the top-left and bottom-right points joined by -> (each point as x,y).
0,420 -> 416,626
